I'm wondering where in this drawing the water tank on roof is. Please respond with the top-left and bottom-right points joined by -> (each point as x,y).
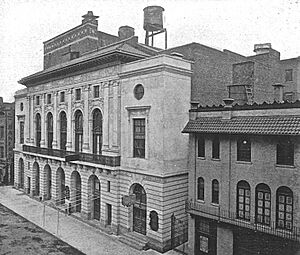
118,26 -> 135,40
143,6 -> 164,32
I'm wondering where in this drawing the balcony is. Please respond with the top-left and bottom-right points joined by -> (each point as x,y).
186,199 -> 300,242
22,145 -> 120,167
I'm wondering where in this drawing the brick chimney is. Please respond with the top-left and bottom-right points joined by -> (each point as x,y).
254,43 -> 272,55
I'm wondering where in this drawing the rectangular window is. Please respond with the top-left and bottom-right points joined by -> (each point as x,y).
106,203 -> 112,225
47,94 -> 52,104
0,126 -> 4,139
237,137 -> 251,162
133,119 -> 145,158
94,85 -> 100,98
285,69 -> 293,82
60,91 -> 65,103
36,96 -> 40,106
212,136 -> 220,159
20,122 -> 24,144
277,138 -> 294,166
0,146 -> 4,158
75,88 -> 81,101
107,181 -> 111,192
197,136 -> 205,157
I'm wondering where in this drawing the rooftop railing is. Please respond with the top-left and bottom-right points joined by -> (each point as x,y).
186,199 -> 300,242
22,145 -> 120,167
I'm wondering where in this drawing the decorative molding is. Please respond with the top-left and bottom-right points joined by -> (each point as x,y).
125,105 -> 151,121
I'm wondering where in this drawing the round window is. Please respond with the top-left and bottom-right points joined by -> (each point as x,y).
134,84 -> 144,100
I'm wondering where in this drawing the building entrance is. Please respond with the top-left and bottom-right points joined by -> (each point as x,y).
132,184 -> 147,235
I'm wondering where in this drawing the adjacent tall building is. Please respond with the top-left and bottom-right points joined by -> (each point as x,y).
0,97 -> 14,185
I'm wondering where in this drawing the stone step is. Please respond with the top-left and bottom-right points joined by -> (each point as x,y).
119,232 -> 149,251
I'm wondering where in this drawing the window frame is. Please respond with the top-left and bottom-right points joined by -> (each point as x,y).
0,146 -> 4,158
197,177 -> 204,201
285,69 -> 293,82
47,112 -> 53,149
237,137 -> 251,162
47,94 -> 52,104
212,136 -> 220,159
236,181 -> 251,221
255,183 -> 271,226
75,88 -> 81,101
276,138 -> 294,166
211,179 -> 219,204
20,121 -> 24,144
60,91 -> 65,103
36,96 -> 40,106
197,136 -> 205,158
133,118 -> 145,158
0,126 -> 4,139
74,110 -> 83,153
60,111 -> 67,150
276,186 -> 293,231
94,85 -> 100,98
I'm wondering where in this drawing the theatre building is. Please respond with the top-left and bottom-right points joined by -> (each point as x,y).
14,10 -> 192,252
183,99 -> 300,255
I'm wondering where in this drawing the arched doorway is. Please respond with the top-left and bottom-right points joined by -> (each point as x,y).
44,164 -> 52,200
56,167 -> 65,205
131,183 -> 147,235
18,158 -> 24,189
33,162 -> 40,196
89,175 -> 101,220
71,171 -> 81,212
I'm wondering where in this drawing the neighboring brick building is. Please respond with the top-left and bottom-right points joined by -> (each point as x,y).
183,99 -> 300,255
0,97 -> 14,185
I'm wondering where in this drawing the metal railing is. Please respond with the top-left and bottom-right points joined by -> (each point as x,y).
186,199 -> 300,242
22,145 -> 120,167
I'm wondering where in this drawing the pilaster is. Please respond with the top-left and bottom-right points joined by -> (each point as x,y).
102,81 -> 109,151
82,85 -> 90,152
52,92 -> 58,149
40,94 -> 46,147
66,89 -> 72,151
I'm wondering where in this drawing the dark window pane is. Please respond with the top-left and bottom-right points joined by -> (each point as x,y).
133,119 -> 145,158
212,136 -> 220,159
277,138 -> 294,165
237,137 -> 251,162
197,136 -> 205,157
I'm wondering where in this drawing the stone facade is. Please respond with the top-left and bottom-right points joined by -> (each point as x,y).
14,12 -> 192,251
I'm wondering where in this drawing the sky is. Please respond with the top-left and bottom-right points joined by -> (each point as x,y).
0,0 -> 299,102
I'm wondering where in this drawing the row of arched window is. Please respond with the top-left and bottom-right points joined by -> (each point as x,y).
35,109 -> 103,154
197,178 -> 294,231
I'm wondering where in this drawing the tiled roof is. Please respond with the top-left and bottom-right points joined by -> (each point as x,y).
182,116 -> 300,135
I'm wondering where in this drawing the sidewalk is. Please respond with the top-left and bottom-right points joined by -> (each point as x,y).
0,186 -> 181,255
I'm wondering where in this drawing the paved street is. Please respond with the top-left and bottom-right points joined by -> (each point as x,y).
0,186 -> 182,255
0,203 -> 84,255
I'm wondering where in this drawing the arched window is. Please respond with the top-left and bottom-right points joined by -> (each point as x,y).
237,181 -> 251,221
47,113 -> 53,149
197,177 -> 204,200
60,111 -> 67,150
276,186 -> 293,230
92,109 -> 103,154
36,113 -> 41,147
75,110 -> 83,153
212,179 -> 219,204
255,183 -> 271,226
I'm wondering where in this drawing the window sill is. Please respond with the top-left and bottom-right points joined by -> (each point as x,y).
275,164 -> 295,169
211,158 -> 220,161
235,218 -> 251,224
196,199 -> 205,204
235,161 -> 252,165
211,203 -> 219,207
197,156 -> 206,160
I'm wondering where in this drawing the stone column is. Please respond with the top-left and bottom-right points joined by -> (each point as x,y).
102,82 -> 109,151
112,81 -> 119,151
40,94 -> 46,148
25,96 -> 30,144
52,92 -> 58,149
66,89 -> 72,151
82,85 -> 90,153
30,96 -> 34,145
